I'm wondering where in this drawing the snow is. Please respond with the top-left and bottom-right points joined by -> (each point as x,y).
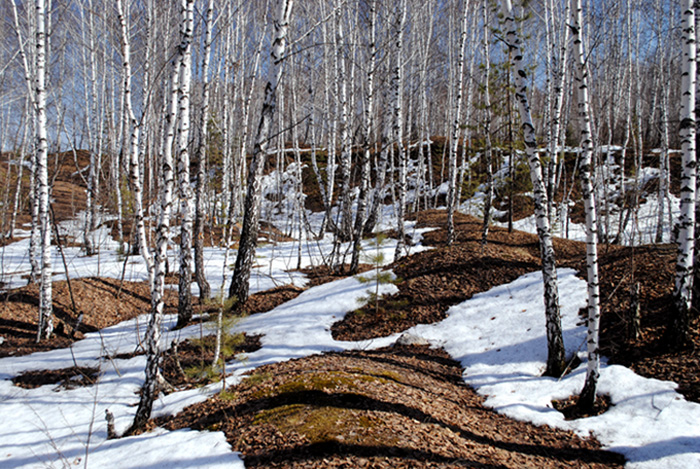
1,220 -> 699,468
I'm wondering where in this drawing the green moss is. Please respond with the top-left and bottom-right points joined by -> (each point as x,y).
184,363 -> 222,383
253,404 -> 382,445
243,371 -> 273,387
218,389 -> 238,402
371,369 -> 403,383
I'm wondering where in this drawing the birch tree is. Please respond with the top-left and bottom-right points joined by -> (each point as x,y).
193,0 -> 214,303
176,0 -> 195,328
393,0 -> 408,260
571,0 -> 601,411
35,0 -> 52,341
671,0 -> 696,348
350,0 -> 377,274
229,0 -> 293,305
447,0 -> 471,246
335,0 -> 352,242
117,0 -> 154,286
481,0 -> 494,246
499,0 -> 565,377
129,0 -> 187,434
10,1 -> 40,284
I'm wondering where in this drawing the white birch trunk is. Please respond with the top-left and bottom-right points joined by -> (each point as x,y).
116,0 -> 154,287
12,1 -> 40,283
350,0 -> 377,274
194,0 -> 214,303
229,0 -> 293,304
393,0 -> 408,260
447,0 -> 470,246
672,0 -> 697,347
335,0 -> 352,242
571,0 -> 601,410
176,0 -> 195,328
35,0 -> 53,341
545,0 -> 570,228
130,7 -> 184,432
481,0 -> 494,246
500,0 -> 565,376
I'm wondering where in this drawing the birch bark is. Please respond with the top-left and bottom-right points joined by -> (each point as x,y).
571,0 -> 601,411
35,0 -> 53,341
176,0 -> 195,328
499,0 -> 565,376
447,0 -> 471,246
229,0 -> 293,304
393,0 -> 408,260
116,0 -> 154,287
350,0 -> 377,274
481,0 -> 494,247
193,0 -> 214,303
130,2 -> 184,432
671,0 -> 697,348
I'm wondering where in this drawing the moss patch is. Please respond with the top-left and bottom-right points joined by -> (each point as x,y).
253,404 -> 385,446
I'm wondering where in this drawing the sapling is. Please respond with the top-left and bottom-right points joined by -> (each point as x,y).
356,233 -> 397,315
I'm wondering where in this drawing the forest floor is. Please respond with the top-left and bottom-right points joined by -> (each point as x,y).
1,209 -> 697,468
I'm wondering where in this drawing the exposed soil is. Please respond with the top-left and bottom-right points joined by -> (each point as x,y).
12,365 -> 99,390
553,394 -> 614,421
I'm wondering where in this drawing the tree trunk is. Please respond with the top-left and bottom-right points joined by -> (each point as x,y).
335,0 -> 352,242
130,0 -> 185,433
35,0 -> 53,342
229,0 -> 293,305
447,0 -> 471,246
193,0 -> 214,303
481,0 -> 494,247
350,0 -> 377,275
393,0 -> 408,261
671,0 -> 697,348
176,0 -> 196,328
499,0 -> 565,377
117,0 -> 154,287
571,0 -> 602,412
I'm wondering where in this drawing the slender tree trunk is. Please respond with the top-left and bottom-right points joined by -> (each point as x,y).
545,0 -> 570,229
10,101 -> 31,239
447,0 -> 471,246
393,0 -> 408,260
350,0 -> 377,274
335,0 -> 352,242
117,0 -> 154,287
130,1 -> 185,433
571,0 -> 601,411
193,0 -> 214,303
12,0 -> 40,284
500,0 -> 565,377
35,0 -> 53,342
671,0 -> 697,348
364,108 -> 391,234
481,0 -> 494,247
175,0 -> 196,328
229,0 -> 293,305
